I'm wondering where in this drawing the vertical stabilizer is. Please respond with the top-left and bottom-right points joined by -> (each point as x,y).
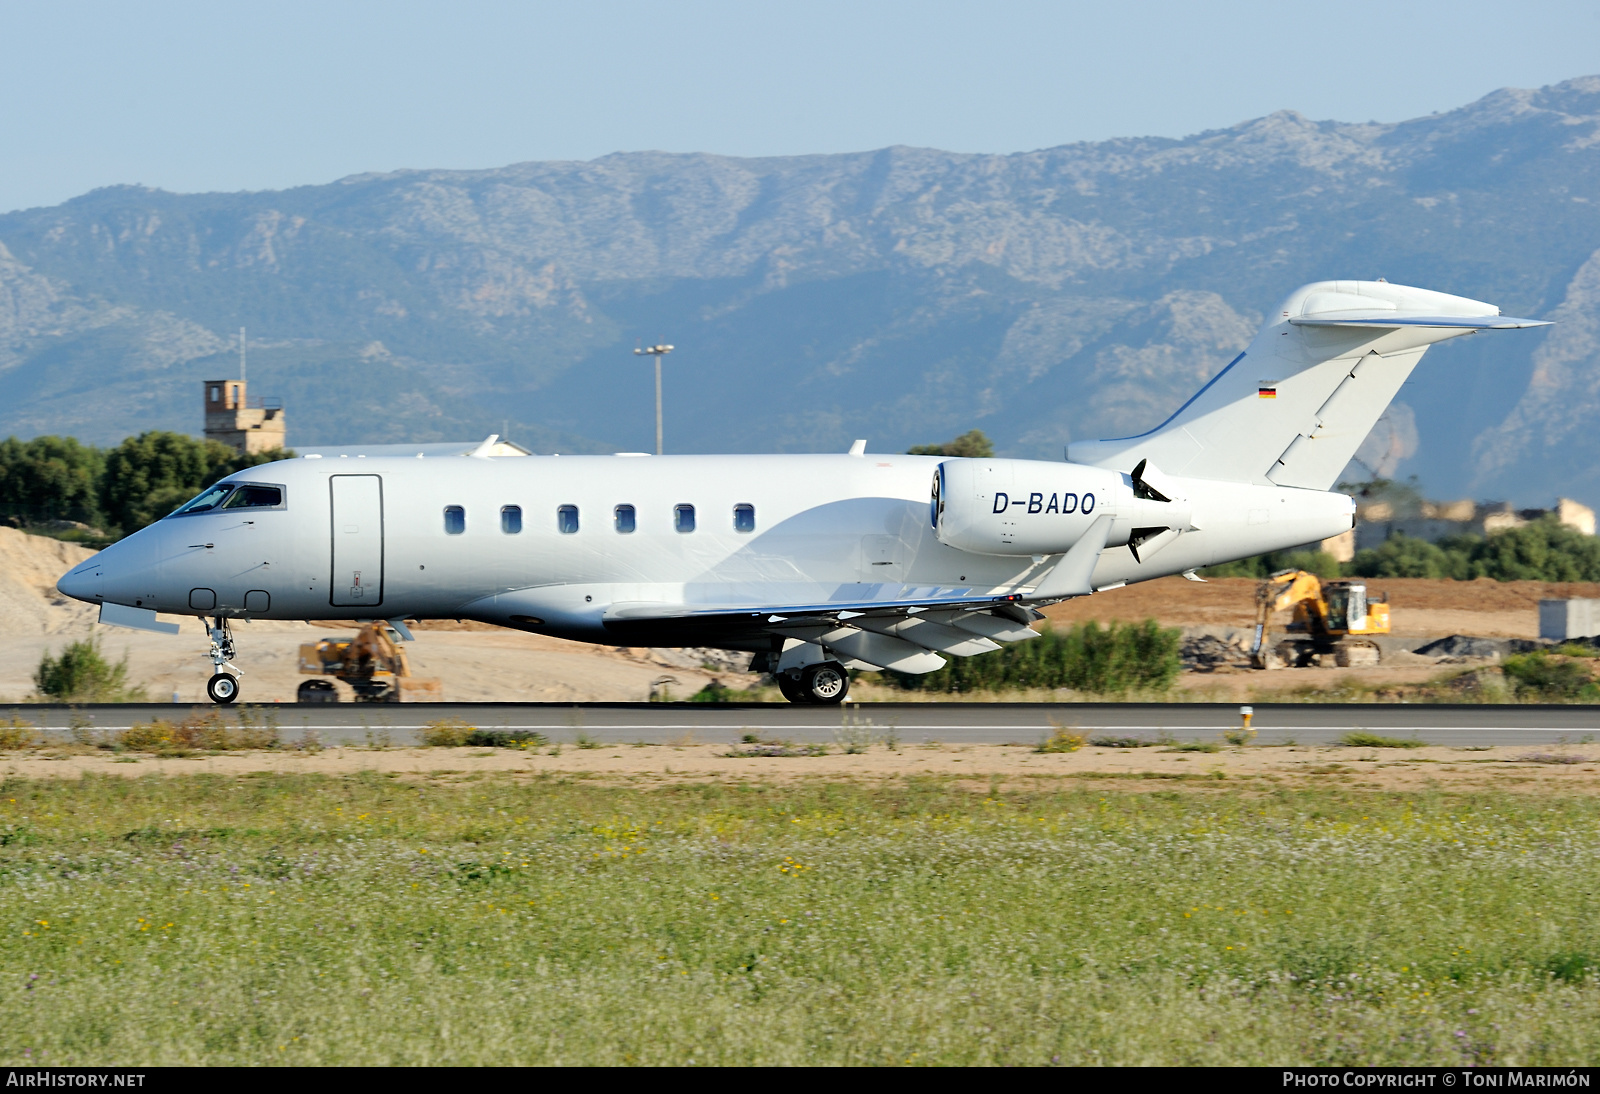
1066,280 -> 1547,489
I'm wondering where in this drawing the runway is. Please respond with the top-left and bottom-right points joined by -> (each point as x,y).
9,701 -> 1600,747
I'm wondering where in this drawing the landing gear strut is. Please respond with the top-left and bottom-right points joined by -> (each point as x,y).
206,616 -> 241,705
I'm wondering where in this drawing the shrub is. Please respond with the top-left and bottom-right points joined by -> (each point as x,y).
1037,727 -> 1085,753
1339,731 -> 1426,749
1502,652 -> 1600,702
688,680 -> 738,703
117,712 -> 278,753
34,637 -> 147,702
889,619 -> 1181,695
1089,735 -> 1153,748
422,718 -> 475,746
0,717 -> 41,750
463,729 -> 547,749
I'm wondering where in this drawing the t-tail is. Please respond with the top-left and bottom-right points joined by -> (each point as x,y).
1068,280 -> 1548,487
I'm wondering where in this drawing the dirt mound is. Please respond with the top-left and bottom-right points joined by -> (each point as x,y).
1181,632 -> 1250,672
0,528 -> 96,635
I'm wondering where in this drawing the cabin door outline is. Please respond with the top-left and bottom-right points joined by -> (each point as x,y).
329,475 -> 385,608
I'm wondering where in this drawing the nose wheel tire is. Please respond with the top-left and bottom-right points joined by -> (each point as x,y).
801,662 -> 850,705
206,672 -> 240,705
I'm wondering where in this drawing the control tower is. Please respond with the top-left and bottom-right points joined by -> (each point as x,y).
203,379 -> 285,455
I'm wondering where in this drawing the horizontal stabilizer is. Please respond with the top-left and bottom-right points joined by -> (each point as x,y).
1290,314 -> 1549,329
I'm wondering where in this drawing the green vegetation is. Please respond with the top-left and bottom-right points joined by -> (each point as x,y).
1201,548 -> 1345,580
0,431 -> 291,539
2,774 -> 1599,1064
0,718 -> 41,749
117,713 -> 279,754
1502,652 -> 1600,702
1207,519 -> 1600,584
464,729 -> 549,749
32,637 -> 146,703
886,620 -> 1181,695
1036,727 -> 1085,753
906,429 -> 994,458
688,680 -> 740,703
1339,732 -> 1426,749
0,436 -> 105,530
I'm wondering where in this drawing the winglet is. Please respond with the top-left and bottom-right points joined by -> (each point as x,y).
1028,514 -> 1112,600
848,439 -> 867,456
468,434 -> 500,459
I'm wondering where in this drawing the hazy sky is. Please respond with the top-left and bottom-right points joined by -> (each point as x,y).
3,0 -> 1597,214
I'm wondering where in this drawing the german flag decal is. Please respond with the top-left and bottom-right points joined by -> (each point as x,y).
1258,385 -> 1277,399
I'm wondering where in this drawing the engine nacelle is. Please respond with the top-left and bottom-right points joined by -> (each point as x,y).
932,458 -> 1193,558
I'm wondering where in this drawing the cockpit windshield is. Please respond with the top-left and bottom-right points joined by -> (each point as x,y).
169,483 -> 285,517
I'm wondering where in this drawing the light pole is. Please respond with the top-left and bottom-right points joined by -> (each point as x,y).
633,343 -> 674,455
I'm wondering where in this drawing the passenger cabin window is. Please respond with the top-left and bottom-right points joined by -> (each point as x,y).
674,504 -> 695,533
733,503 -> 755,533
501,505 -> 522,534
558,505 -> 580,534
222,484 -> 282,509
614,504 -> 636,534
444,506 -> 465,535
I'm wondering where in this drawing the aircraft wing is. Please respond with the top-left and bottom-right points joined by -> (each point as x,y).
600,589 -> 1044,674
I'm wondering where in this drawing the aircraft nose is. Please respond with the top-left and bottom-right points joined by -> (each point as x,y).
56,561 -> 102,604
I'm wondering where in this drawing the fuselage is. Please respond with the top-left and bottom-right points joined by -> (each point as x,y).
57,451 -> 1354,647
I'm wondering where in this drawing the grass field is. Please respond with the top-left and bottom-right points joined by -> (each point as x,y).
3,772 -> 1599,1065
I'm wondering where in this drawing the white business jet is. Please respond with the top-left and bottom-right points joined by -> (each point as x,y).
57,279 -> 1545,705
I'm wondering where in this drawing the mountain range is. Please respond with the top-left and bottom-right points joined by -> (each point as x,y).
2,76 -> 1599,506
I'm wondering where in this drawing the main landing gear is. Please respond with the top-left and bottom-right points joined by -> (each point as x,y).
777,662 -> 850,705
206,616 -> 241,705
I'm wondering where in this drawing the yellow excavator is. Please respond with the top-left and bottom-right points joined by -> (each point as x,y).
297,622 -> 443,702
1250,570 -> 1390,669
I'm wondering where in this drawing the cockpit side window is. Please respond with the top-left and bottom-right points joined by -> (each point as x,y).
222,484 -> 284,509
171,484 -> 233,516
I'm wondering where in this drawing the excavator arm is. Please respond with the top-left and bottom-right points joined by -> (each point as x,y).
1250,569 -> 1329,667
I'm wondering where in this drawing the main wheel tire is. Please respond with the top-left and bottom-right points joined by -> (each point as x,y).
297,679 -> 338,704
777,673 -> 813,704
206,672 -> 240,705
802,662 -> 850,705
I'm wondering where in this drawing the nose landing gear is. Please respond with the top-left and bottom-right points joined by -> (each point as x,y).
206,616 -> 241,705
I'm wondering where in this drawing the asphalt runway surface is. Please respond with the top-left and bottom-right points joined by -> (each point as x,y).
8,702 -> 1600,747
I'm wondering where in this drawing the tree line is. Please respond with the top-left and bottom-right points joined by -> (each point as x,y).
0,432 -> 289,540
1202,519 -> 1600,583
